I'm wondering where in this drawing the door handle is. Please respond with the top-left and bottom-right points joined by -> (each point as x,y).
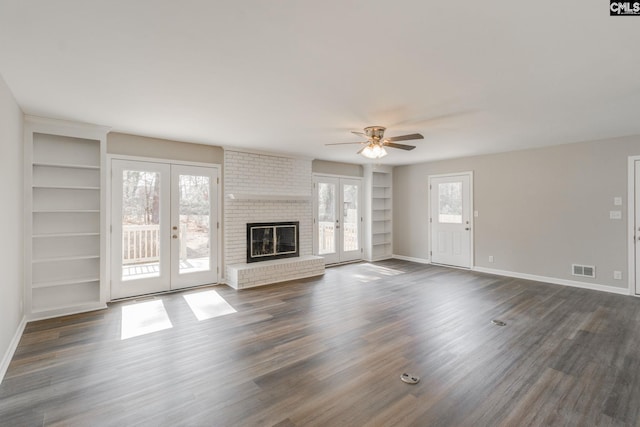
172,234 -> 178,239
465,227 -> 470,231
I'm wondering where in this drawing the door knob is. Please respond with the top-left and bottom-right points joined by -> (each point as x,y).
172,234 -> 178,239
465,227 -> 470,231
172,226 -> 178,230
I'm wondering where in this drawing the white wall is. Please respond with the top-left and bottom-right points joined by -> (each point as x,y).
0,73 -> 24,378
107,132 -> 224,164
312,159 -> 363,177
394,136 -> 640,290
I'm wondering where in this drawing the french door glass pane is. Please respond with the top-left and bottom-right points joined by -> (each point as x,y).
178,174 -> 211,275
318,182 -> 336,255
122,170 -> 161,281
343,184 -> 359,252
438,182 -> 463,223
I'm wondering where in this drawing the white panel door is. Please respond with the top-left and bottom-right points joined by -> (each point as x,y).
429,173 -> 472,268
111,160 -> 218,299
314,176 -> 362,264
111,160 -> 171,299
635,160 -> 640,295
170,165 -> 218,289
340,178 -> 363,262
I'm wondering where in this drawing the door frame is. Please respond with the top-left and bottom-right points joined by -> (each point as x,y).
627,155 -> 640,295
312,173 -> 363,264
110,159 -> 172,299
170,164 -> 219,290
428,171 -> 474,268
106,154 -> 222,301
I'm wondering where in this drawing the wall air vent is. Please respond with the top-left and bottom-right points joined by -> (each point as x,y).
572,264 -> 596,278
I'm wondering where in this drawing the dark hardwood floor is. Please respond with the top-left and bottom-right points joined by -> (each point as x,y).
2,260 -> 640,426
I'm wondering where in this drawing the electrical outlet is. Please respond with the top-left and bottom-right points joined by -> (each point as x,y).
614,271 -> 622,280
489,255 -> 494,263
614,197 -> 622,206
610,211 -> 622,220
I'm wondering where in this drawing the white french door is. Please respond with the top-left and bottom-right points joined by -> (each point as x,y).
429,173 -> 473,268
110,159 -> 218,299
313,176 -> 362,264
634,160 -> 640,295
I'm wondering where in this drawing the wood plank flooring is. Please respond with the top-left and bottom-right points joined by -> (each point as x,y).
2,260 -> 640,426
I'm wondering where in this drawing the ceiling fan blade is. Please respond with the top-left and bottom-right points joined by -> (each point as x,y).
386,133 -> 424,142
384,142 -> 416,151
351,131 -> 366,137
356,146 -> 367,154
325,141 -> 367,146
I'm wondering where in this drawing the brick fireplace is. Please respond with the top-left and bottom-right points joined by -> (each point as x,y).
224,150 -> 324,289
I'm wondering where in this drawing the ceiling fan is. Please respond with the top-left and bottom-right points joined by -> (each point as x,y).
326,126 -> 424,159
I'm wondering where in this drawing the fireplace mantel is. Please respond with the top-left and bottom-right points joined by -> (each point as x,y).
227,193 -> 311,201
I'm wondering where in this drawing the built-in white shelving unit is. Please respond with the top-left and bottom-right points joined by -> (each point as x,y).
25,116 -> 109,319
364,165 -> 393,261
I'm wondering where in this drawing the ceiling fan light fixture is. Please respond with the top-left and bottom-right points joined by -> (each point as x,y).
361,143 -> 388,159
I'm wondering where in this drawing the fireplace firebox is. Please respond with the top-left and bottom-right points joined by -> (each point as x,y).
247,222 -> 299,263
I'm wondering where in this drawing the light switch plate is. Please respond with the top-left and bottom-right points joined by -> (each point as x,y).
614,271 -> 622,280
474,210 -> 479,217
610,211 -> 622,220
614,197 -> 622,206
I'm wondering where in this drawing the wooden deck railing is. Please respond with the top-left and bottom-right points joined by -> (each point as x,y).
318,222 -> 358,254
123,225 -> 160,264
122,224 -> 188,265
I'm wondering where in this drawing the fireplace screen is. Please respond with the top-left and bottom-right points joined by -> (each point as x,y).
247,222 -> 299,263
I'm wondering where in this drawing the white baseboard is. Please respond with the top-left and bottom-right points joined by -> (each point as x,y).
473,266 -> 630,296
27,303 -> 108,322
0,316 -> 27,384
392,254 -> 430,264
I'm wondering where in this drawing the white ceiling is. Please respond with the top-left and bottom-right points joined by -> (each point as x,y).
1,1 -> 639,165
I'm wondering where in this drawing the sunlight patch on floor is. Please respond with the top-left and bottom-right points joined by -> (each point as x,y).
352,263 -> 405,282
183,290 -> 237,321
121,299 -> 173,340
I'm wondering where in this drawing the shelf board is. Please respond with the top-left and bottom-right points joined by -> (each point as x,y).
33,185 -> 100,190
31,276 -> 100,289
33,162 -> 100,170
33,209 -> 100,213
33,232 -> 99,238
33,255 -> 100,263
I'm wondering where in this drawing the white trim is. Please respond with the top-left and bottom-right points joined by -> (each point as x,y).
223,146 -> 313,161
392,254 -> 430,264
25,115 -> 110,140
312,172 -> 364,179
473,266 -> 630,296
0,316 -> 27,384
312,173 -> 363,182
107,154 -> 221,169
227,193 -> 310,201
628,156 -> 639,295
